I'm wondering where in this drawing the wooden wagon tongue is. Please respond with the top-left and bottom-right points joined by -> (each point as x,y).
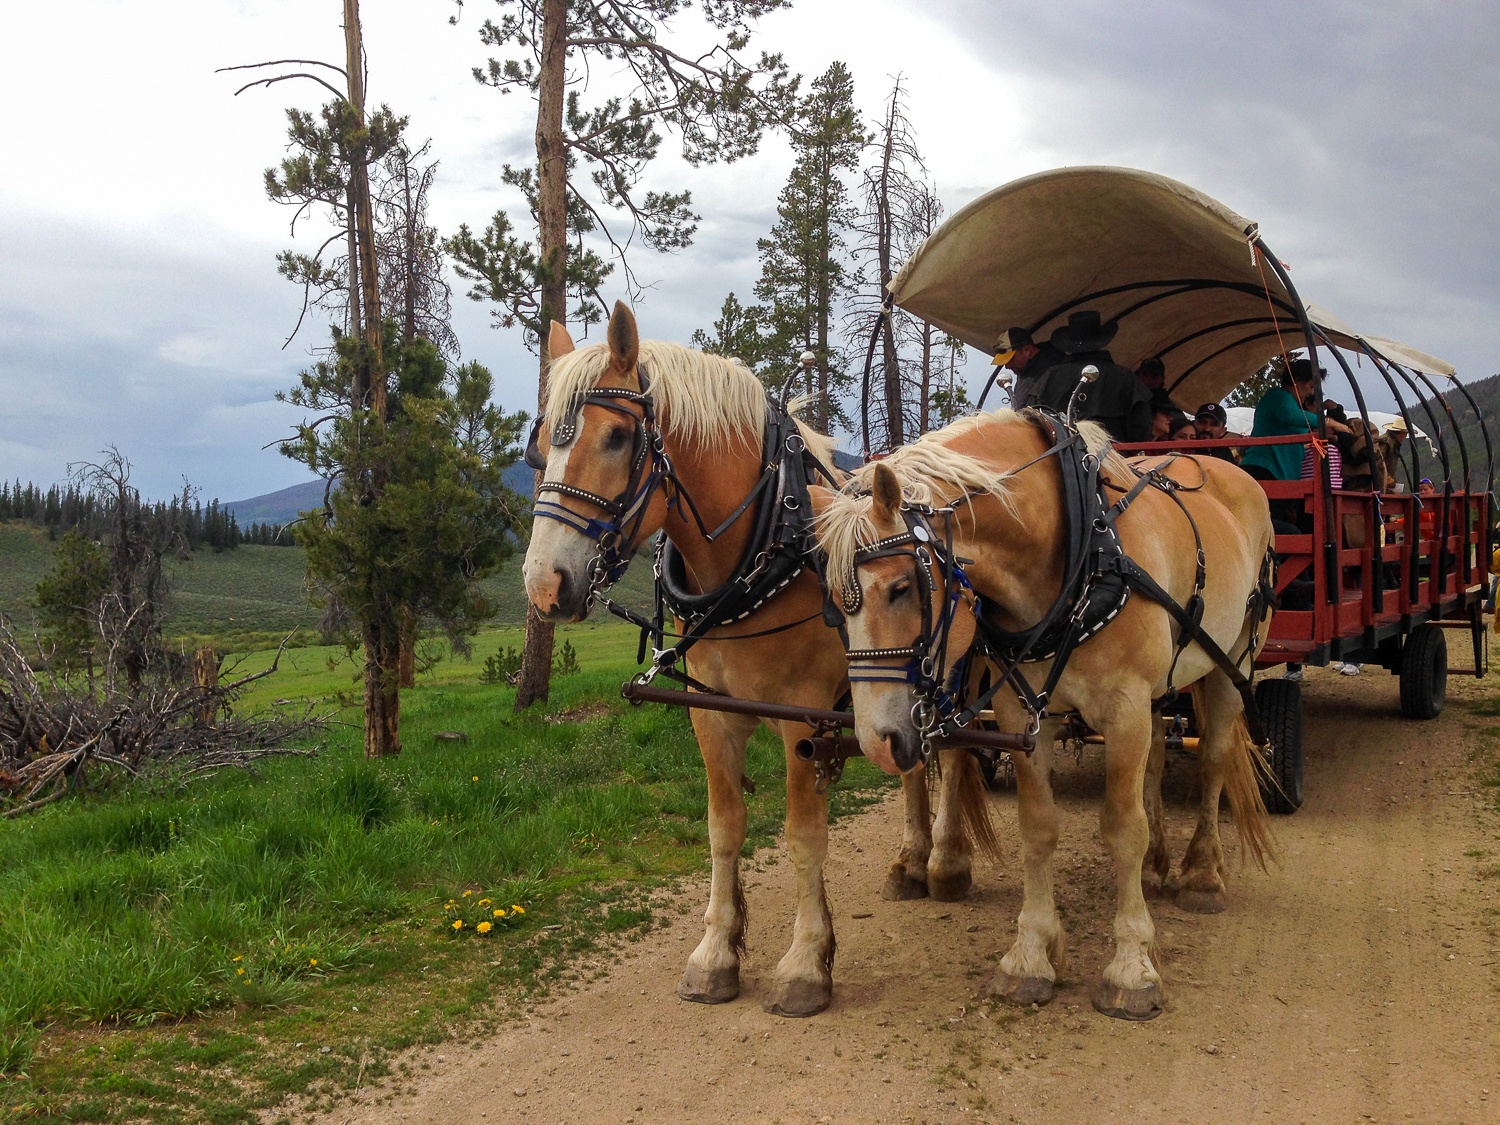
620,680 -> 1036,761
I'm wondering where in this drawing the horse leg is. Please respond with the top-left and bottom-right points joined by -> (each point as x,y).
988,732 -> 1064,1007
1171,671 -> 1276,912
766,724 -> 835,1017
928,748 -> 975,901
1141,714 -> 1171,901
882,763 -> 933,901
1094,701 -> 1164,1020
1166,676 -> 1233,913
677,707 -> 757,1005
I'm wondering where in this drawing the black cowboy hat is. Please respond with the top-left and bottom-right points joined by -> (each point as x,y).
1050,310 -> 1118,355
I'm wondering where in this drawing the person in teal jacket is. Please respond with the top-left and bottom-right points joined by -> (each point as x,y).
1240,358 -> 1351,480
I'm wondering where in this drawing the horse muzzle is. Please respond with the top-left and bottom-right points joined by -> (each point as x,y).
525,564 -> 590,622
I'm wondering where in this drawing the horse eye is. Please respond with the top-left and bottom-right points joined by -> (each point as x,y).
889,578 -> 912,604
605,425 -> 631,451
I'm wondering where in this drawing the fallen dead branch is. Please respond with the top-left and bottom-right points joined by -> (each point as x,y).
0,618 -> 326,815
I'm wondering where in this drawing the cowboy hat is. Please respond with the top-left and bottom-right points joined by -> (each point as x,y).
1384,416 -> 1409,434
1050,310 -> 1117,355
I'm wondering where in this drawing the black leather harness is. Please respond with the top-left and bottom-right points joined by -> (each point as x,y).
837,410 -> 1275,757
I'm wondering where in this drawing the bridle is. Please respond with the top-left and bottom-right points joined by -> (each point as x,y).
525,369 -> 673,593
838,501 -> 979,748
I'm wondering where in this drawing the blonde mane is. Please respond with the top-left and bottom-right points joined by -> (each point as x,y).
545,339 -> 836,466
815,409 -> 1125,596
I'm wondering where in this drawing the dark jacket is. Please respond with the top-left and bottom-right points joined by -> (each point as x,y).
1018,349 -> 1152,443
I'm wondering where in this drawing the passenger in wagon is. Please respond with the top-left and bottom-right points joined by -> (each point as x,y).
1239,358 -> 1352,482
1375,417 -> 1409,491
1016,310 -> 1153,442
1135,355 -> 1178,414
995,325 -> 1065,407
1192,403 -> 1239,462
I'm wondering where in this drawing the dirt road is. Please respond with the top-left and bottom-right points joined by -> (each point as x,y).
305,665 -> 1500,1124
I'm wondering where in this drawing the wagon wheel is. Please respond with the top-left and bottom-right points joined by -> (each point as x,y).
1399,623 -> 1447,721
1255,678 -> 1303,815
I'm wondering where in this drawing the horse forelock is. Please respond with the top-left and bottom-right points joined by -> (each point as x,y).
545,339 -> 769,452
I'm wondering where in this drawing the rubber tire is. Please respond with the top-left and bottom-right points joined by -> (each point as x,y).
1399,623 -> 1447,720
1255,678 -> 1304,815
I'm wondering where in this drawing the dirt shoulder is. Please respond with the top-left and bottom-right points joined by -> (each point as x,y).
287,663 -> 1500,1125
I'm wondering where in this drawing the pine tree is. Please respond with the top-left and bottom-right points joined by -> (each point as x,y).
447,0 -> 798,708
33,530 -> 111,680
753,61 -> 867,431
690,293 -> 768,369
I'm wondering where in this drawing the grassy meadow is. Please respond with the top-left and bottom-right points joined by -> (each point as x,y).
0,615 -> 895,1123
0,521 -> 657,651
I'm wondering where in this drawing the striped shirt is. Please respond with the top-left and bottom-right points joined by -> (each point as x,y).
1301,442 -> 1343,488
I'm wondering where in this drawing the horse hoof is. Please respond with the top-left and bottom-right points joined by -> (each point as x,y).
1092,981 -> 1163,1021
764,977 -> 832,1018
881,872 -> 929,901
1174,889 -> 1227,914
677,965 -> 740,1005
928,870 -> 972,902
985,969 -> 1054,1007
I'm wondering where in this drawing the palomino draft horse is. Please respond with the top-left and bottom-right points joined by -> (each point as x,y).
811,408 -> 1276,1019
522,304 -> 992,1016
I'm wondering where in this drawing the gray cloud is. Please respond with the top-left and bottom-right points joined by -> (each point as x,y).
931,0 -> 1499,396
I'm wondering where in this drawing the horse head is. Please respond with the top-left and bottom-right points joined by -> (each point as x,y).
523,303 -> 668,621
811,461 -> 980,775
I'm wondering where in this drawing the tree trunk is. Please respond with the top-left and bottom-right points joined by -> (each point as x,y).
919,319 -> 933,434
363,624 -> 401,757
876,93 -> 902,449
516,0 -> 568,711
344,0 -> 385,418
193,645 -> 217,725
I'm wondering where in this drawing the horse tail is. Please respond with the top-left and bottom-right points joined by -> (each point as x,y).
1222,712 -> 1277,873
956,754 -> 1003,865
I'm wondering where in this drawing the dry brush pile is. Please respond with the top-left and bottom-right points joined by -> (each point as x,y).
0,617 -> 323,817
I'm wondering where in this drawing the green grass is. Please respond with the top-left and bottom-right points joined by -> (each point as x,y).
0,521 -> 658,651
0,621 -> 894,1122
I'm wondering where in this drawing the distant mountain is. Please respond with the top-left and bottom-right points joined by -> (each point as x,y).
224,480 -> 328,526
227,448 -> 859,525
1423,371 -> 1500,489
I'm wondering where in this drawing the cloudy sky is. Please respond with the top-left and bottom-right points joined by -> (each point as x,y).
1,0 -> 1494,501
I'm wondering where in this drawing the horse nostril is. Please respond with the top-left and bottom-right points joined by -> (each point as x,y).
554,568 -> 573,610
886,728 -> 916,770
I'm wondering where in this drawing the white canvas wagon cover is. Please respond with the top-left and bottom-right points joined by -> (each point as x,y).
887,166 -> 1455,409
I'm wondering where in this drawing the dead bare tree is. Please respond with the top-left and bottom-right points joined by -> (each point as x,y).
848,76 -> 947,448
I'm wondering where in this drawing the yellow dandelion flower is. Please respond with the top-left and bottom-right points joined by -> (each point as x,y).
493,908 -> 506,918
478,898 -> 491,907
462,890 -> 474,898
452,920 -> 464,930
232,955 -> 243,963
309,958 -> 318,967
511,905 -> 526,914
476,921 -> 492,935
236,968 -> 246,976
472,776 -> 479,782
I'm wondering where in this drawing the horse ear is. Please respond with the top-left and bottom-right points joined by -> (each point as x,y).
871,462 -> 901,519
548,320 -> 575,359
608,301 -> 640,370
